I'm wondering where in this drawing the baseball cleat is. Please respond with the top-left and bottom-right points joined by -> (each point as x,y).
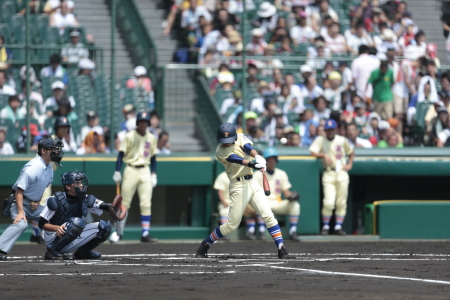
195,242 -> 210,258
320,228 -> 329,235
74,250 -> 102,260
289,233 -> 300,242
44,250 -> 63,260
246,232 -> 257,240
0,250 -> 7,261
141,235 -> 158,243
109,231 -> 122,243
278,246 -> 289,259
30,234 -> 44,244
334,229 -> 346,236
258,232 -> 266,240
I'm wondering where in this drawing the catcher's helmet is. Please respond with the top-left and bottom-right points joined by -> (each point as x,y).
61,171 -> 89,200
54,116 -> 71,133
217,123 -> 237,144
263,147 -> 279,160
136,111 -> 151,126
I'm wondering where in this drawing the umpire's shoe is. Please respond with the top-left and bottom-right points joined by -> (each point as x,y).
44,250 -> 63,260
0,250 -> 7,261
195,242 -> 210,258
74,250 -> 102,260
278,246 -> 289,259
141,235 -> 158,243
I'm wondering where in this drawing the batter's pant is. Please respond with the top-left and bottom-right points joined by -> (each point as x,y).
0,199 -> 44,253
219,178 -> 278,236
321,170 -> 349,217
44,223 -> 101,254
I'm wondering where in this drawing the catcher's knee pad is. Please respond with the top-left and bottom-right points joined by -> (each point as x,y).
52,217 -> 86,253
97,220 -> 112,240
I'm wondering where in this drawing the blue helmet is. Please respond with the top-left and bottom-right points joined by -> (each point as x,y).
263,147 -> 279,160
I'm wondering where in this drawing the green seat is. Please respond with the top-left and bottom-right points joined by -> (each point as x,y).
11,14 -> 24,29
40,27 -> 61,44
0,94 -> 9,110
43,117 -> 56,133
0,1 -> 16,23
36,15 -> 49,31
0,24 -> 12,44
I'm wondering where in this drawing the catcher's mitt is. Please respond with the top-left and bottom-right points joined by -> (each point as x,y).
109,195 -> 127,221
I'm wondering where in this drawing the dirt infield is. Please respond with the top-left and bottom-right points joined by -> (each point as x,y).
1,240 -> 450,299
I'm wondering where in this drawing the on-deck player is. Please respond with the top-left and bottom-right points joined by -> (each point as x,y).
40,171 -> 126,260
196,123 -> 289,259
252,147 -> 301,241
0,136 -> 64,260
309,119 -> 354,235
110,111 -> 158,243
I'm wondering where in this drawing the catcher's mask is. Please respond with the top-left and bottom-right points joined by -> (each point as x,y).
61,171 -> 89,200
38,135 -> 64,166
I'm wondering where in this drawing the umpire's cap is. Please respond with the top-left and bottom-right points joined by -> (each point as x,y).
54,116 -> 71,132
217,123 -> 237,144
136,111 -> 151,126
263,147 -> 279,160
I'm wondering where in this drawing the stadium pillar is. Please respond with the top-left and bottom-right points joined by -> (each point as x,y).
110,0 -> 117,151
25,0 -> 31,153
240,0 -> 247,134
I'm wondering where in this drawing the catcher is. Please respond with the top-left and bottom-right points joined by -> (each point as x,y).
39,171 -> 126,260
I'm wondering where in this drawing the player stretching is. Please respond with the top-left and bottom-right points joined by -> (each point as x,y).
196,123 -> 289,259
110,111 -> 158,243
309,119 -> 354,235
40,171 -> 126,260
0,136 -> 64,260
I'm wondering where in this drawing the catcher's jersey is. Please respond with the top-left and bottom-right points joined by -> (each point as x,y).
216,133 -> 253,179
213,171 -> 230,202
120,129 -> 157,166
253,168 -> 291,202
309,135 -> 354,171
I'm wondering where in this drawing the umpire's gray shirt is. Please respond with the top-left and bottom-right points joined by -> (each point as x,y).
12,156 -> 53,202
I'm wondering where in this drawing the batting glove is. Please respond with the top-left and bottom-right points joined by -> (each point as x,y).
255,163 -> 266,170
151,174 -> 157,188
255,155 -> 266,165
113,171 -> 122,183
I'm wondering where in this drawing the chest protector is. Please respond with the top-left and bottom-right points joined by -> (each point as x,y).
48,191 -> 92,226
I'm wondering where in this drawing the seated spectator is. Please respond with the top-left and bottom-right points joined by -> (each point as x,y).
121,104 -> 136,131
312,96 -> 331,122
0,127 -> 14,154
213,8 -> 238,30
16,123 -> 41,153
306,42 -> 330,70
157,131 -> 171,154
377,126 -> 403,148
44,0 -> 75,15
18,80 -> 45,115
253,2 -> 278,34
282,90 -> 303,115
276,36 -> 293,54
428,106 -> 449,146
398,24 -> 417,54
40,54 -> 68,84
19,0 -> 42,15
346,122 -> 372,148
300,74 -> 323,105
295,108 -> 314,137
61,29 -> 89,65
246,28 -> 267,55
264,108 -> 288,141
0,95 -> 23,124
0,35 -> 13,70
43,81 -> 75,113
228,0 -> 256,14
0,70 -> 16,95
50,1 -> 79,36
250,82 -> 272,114
405,30 -> 427,60
376,29 -> 398,58
277,84 -> 291,107
286,131 -> 302,147
302,119 -> 318,147
52,97 -> 78,124
284,73 -> 303,101
290,11 -> 316,45
248,125 -> 265,142
127,66 -> 152,93
77,58 -> 96,87
353,102 -> 370,128
311,0 -> 339,33
149,112 -> 161,139
366,113 -> 383,145
209,64 -> 233,91
226,30 -> 242,55
437,117 -> 450,147
347,22 -> 374,55
365,7 -> 385,33
181,0 -> 212,31
325,22 -> 347,55
76,130 -> 107,155
55,116 -> 78,152
269,69 -> 283,95
221,90 -> 241,116
386,132 -> 403,148
425,92 -> 450,126
308,36 -> 332,57
407,77 -> 439,124
81,111 -> 103,141
324,71 -> 344,111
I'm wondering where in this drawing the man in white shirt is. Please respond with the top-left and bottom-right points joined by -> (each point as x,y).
50,1 -> 79,36
405,30 -> 427,61
81,111 -> 103,142
325,22 -> 347,55
347,22 -> 373,55
290,11 -> 316,45
43,81 -> 75,113
346,122 -> 372,148
181,0 -> 212,30
0,128 -> 14,155
0,70 -> 16,95
61,29 -> 89,65
351,45 -> 380,100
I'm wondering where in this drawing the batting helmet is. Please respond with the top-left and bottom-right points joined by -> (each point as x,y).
217,123 -> 237,144
136,111 -> 151,126
263,147 -> 279,160
61,171 -> 89,200
54,116 -> 71,133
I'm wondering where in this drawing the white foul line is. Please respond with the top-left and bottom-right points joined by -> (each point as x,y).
267,265 -> 450,285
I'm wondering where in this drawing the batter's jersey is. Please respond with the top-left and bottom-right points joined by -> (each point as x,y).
216,133 -> 253,179
309,135 -> 354,171
120,129 -> 157,166
213,171 -> 230,202
253,168 -> 291,202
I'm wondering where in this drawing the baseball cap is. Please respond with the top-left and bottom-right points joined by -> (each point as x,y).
51,81 -> 65,90
78,58 -> 95,70
299,11 -> 307,18
22,124 -> 40,136
300,65 -> 313,74
378,120 -> 390,130
244,111 -> 258,120
328,71 -> 342,81
123,103 -> 135,113
437,106 -> 449,114
324,119 -> 337,130
87,111 -> 97,119
217,71 -> 234,84
251,28 -> 264,37
69,29 -> 81,37
134,66 -> 147,77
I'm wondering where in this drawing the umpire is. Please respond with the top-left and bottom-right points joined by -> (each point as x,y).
0,136 -> 64,260
309,119 -> 354,235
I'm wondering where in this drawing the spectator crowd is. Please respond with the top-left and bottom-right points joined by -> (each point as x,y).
164,0 -> 450,148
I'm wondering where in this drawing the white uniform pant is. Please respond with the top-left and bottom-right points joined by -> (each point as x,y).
219,200 -> 300,217
121,165 -> 153,216
44,223 -> 100,254
321,170 -> 349,217
219,178 -> 278,236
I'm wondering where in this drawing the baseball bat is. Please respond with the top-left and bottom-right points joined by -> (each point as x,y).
262,169 -> 271,196
116,182 -> 120,195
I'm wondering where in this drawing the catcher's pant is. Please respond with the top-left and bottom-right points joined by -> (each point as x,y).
40,184 -> 52,205
321,170 -> 349,217
44,223 -> 100,253
121,165 -> 153,215
219,178 -> 278,236
0,199 -> 44,253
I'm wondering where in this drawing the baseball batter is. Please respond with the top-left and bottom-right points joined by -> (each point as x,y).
196,123 -> 289,259
253,147 -> 301,241
0,136 -> 64,260
309,119 -> 354,235
111,111 -> 158,243
40,171 -> 126,260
